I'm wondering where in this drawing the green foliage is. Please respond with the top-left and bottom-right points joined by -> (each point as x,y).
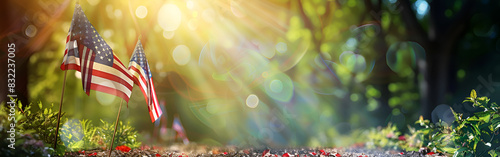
1,100 -> 141,156
408,89 -> 500,156
60,119 -> 141,151
99,119 -> 142,149
17,101 -> 66,148
451,90 -> 500,156
412,116 -> 455,153
363,89 -> 500,156
365,123 -> 403,150
0,100 -> 65,156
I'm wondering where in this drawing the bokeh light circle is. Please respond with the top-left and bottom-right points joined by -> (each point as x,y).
163,31 -> 175,39
96,85 -> 116,106
275,42 -> 287,53
60,119 -> 83,147
173,45 -> 191,65
264,73 -> 294,102
25,25 -> 37,38
432,104 -> 455,125
186,0 -> 194,10
386,41 -> 425,74
246,94 -> 259,108
339,51 -> 366,73
270,80 -> 283,93
158,4 -> 182,31
135,6 -> 148,19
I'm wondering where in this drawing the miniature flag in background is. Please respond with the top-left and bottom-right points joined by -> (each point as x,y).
60,3 -> 133,102
173,116 -> 189,145
128,39 -> 162,123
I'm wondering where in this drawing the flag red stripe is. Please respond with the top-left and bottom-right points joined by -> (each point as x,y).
150,80 -> 161,119
129,66 -> 149,100
149,106 -> 155,122
112,55 -> 134,81
129,66 -> 148,88
91,70 -> 134,90
90,83 -> 130,102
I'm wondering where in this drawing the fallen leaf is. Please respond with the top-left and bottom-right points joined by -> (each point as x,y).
115,145 -> 131,153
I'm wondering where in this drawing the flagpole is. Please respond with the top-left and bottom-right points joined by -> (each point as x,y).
108,99 -> 124,157
54,70 -> 68,149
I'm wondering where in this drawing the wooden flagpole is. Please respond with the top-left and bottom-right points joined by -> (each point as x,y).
108,99 -> 124,157
54,70 -> 68,149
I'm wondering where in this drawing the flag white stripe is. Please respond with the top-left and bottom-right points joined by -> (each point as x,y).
91,75 -> 133,97
93,61 -> 134,87
129,62 -> 149,94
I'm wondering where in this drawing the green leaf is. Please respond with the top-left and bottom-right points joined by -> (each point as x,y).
489,149 -> 499,157
454,147 -> 468,157
441,147 -> 458,153
476,112 -> 491,123
471,89 -> 477,99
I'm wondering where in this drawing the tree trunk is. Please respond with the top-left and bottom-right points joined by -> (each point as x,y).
422,43 -> 452,119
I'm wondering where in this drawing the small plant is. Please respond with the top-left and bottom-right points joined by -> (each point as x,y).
365,123 -> 403,150
451,89 -> 500,156
363,89 -> 500,156
0,100 -> 65,156
412,116 -> 455,153
99,119 -> 141,149
1,100 -> 141,156
404,89 -> 500,156
60,119 -> 141,151
16,101 -> 66,148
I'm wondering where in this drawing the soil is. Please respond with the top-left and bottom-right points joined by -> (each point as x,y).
62,145 -> 447,157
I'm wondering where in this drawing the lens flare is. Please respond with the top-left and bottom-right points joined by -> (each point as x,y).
246,94 -> 259,108
275,42 -> 287,53
386,42 -> 425,74
173,45 -> 191,65
158,4 -> 182,31
264,73 -> 294,102
135,6 -> 148,19
339,51 -> 367,73
270,79 -> 283,93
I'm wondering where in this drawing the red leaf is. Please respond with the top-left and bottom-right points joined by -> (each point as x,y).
310,152 -> 317,155
88,152 -> 97,156
79,150 -> 85,154
320,149 -> 326,155
262,149 -> 270,157
224,152 -> 228,155
115,145 -> 131,153
141,145 -> 151,150
283,153 -> 290,157
155,153 -> 161,157
398,135 -> 406,141
399,152 -> 404,155
427,152 -> 435,155
335,153 -> 341,156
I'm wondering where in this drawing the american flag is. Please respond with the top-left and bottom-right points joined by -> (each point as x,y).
173,116 -> 189,144
128,40 -> 162,122
60,4 -> 133,102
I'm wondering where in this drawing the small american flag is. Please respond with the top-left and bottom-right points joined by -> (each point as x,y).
61,3 -> 133,102
128,40 -> 162,122
173,116 -> 189,144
